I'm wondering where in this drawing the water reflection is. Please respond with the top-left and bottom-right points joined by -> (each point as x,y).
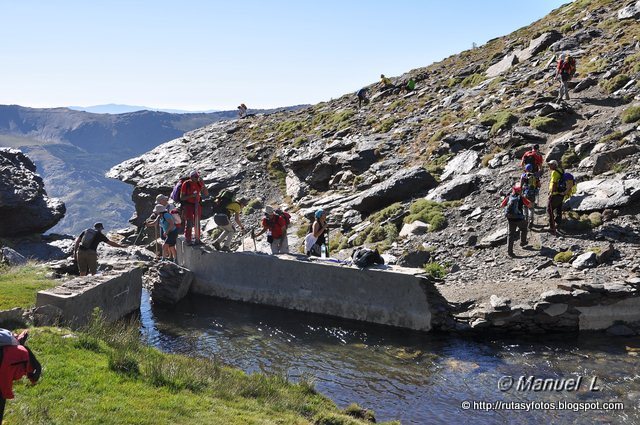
140,290 -> 640,424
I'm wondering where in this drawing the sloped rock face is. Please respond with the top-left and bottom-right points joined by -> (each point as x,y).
565,179 -> 640,212
0,148 -> 65,236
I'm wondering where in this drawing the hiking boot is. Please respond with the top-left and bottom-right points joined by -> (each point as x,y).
528,221 -> 534,229
508,251 -> 516,257
212,242 -> 221,250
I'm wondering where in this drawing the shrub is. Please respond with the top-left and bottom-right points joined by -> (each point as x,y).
430,129 -> 447,143
600,74 -> 631,94
424,261 -> 447,279
588,212 -> 603,227
621,105 -> 640,123
404,200 -> 448,232
242,198 -> 263,215
376,117 -> 397,133
530,116 -> 560,132
554,251 -> 573,263
267,157 -> 287,193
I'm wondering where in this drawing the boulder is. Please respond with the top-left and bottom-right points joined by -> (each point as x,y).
618,1 -> 640,20
592,146 -> 639,175
0,148 -> 66,236
1,247 -> 27,266
147,262 -> 194,305
486,54 -> 519,78
399,220 -> 429,237
515,31 -> 563,62
351,166 -> 437,214
396,250 -> 431,268
0,308 -> 26,327
565,178 -> 640,212
478,227 -> 508,248
440,151 -> 479,181
572,252 -> 597,270
573,77 -> 597,92
426,175 -> 478,202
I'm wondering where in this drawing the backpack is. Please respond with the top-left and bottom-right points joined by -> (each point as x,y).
560,57 -> 576,79
212,190 -> 234,215
170,177 -> 189,204
80,228 -> 99,249
167,207 -> 182,225
504,194 -> 524,220
523,152 -> 537,166
559,172 -> 576,196
274,209 -> 291,226
352,248 -> 385,269
522,172 -> 539,199
555,169 -> 567,193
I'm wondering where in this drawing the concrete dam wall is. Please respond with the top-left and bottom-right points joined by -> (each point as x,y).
177,243 -> 436,331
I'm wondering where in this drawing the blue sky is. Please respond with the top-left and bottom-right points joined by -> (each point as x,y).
0,1 -> 568,111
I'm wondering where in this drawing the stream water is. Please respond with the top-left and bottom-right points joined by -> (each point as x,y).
139,290 -> 640,424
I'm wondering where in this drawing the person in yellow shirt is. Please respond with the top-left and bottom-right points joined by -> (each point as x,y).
380,74 -> 394,90
212,196 -> 247,251
547,160 -> 565,235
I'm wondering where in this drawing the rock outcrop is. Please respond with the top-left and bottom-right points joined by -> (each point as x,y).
0,148 -> 65,236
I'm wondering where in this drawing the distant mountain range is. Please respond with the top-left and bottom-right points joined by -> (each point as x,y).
68,104 -> 220,115
0,104 -> 306,234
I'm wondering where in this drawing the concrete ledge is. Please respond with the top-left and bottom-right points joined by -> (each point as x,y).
178,244 -> 433,331
576,297 -> 640,330
36,267 -> 143,327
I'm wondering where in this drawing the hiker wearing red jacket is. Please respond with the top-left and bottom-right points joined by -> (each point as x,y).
555,53 -> 576,102
1,329 -> 41,424
180,170 -> 209,245
520,144 -> 544,174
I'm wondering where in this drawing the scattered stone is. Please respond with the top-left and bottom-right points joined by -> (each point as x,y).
544,303 -> 568,317
146,262 -> 194,305
540,289 -> 572,303
490,295 -> 511,310
33,304 -> 63,326
572,252 -> 598,270
399,221 -> 429,237
478,228 -> 508,248
1,247 -> 27,266
0,307 -> 25,326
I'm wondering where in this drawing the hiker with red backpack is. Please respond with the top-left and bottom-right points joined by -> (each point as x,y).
500,185 -> 532,257
555,53 -> 576,102
180,171 -> 208,245
253,205 -> 290,254
520,144 -> 544,174
1,328 -> 41,424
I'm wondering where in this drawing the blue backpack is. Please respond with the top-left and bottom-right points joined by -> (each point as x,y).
505,194 -> 524,220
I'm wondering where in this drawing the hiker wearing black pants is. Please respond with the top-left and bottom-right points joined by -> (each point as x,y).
500,185 -> 532,257
356,88 -> 369,108
547,160 -> 565,236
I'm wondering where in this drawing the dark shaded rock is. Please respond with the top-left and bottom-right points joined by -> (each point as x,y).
147,262 -> 194,305
33,304 -> 63,326
606,324 -> 636,336
0,308 -> 26,327
0,148 -> 66,236
351,166 -> 437,214
1,247 -> 27,266
397,250 -> 431,268
550,36 -> 580,52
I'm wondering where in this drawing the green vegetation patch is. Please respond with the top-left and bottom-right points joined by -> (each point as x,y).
579,57 -> 609,75
376,117 -> 397,133
561,149 -> 578,169
554,251 -> 574,263
352,203 -> 404,249
423,261 -> 447,279
460,73 -> 486,88
267,157 -> 287,194
480,111 -> 517,136
622,105 -> 640,124
529,116 -> 561,132
403,199 -> 458,232
600,74 -> 631,94
275,120 -> 304,141
4,323 -> 386,425
0,264 -> 58,310
242,198 -> 263,215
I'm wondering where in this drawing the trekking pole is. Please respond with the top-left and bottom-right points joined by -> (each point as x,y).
154,223 -> 159,258
132,225 -> 146,246
194,191 -> 201,242
251,228 -> 257,251
326,228 -> 330,258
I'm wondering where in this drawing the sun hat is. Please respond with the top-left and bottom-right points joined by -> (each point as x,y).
153,204 -> 167,214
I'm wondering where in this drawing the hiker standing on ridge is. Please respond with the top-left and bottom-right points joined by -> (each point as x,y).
238,103 -> 248,118
520,164 -> 540,228
180,170 -> 208,245
379,74 -> 394,91
520,144 -> 544,174
254,206 -> 289,254
212,195 -> 246,251
500,185 -> 532,257
74,222 -> 126,276
356,88 -> 369,108
547,160 -> 566,235
555,53 -> 576,102
146,204 -> 178,262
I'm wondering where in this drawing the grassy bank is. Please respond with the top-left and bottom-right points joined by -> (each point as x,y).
1,267 -> 392,425
0,263 -> 59,310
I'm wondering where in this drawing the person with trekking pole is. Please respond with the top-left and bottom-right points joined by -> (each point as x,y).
180,170 -> 208,246
253,205 -> 289,254
306,209 -> 329,257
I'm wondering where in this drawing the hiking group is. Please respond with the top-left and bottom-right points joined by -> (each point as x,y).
501,144 -> 576,256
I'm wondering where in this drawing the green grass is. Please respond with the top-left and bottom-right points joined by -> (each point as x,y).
352,203 -> 403,249
404,199 -> 456,232
5,324 -> 387,425
561,149 -> 578,169
0,264 -> 59,310
376,117 -> 397,133
600,74 -> 631,94
554,251 -> 573,263
480,111 -> 517,136
621,105 -> 640,123
242,198 -> 263,215
529,116 -> 561,132
267,157 -> 287,194
460,73 -> 486,88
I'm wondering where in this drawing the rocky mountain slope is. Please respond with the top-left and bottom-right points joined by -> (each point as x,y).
110,0 -> 640,328
0,105 -> 304,235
